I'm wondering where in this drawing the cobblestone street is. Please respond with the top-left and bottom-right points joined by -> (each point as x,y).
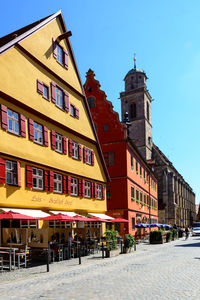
0,237 -> 200,300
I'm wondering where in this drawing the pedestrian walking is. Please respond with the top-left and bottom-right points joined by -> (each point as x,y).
185,226 -> 189,240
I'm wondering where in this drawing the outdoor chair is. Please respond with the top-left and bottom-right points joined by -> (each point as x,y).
15,245 -> 28,268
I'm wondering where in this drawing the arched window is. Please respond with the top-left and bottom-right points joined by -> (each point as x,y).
130,103 -> 136,119
147,102 -> 150,121
87,96 -> 96,108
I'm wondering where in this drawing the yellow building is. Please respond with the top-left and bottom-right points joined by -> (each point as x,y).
0,11 -> 109,224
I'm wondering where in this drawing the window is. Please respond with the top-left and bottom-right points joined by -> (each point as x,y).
106,185 -> 111,200
57,44 -> 64,65
97,184 -> 102,199
136,162 -> 138,174
56,133 -> 63,153
34,122 -> 43,144
87,96 -> 96,108
131,155 -> 134,170
104,152 -> 115,167
72,141 -> 78,159
131,186 -> 135,201
132,218 -> 135,230
85,181 -> 91,198
144,170 -> 146,181
130,103 -> 136,119
136,190 -> 139,202
140,166 -> 142,178
86,148 -> 92,165
144,194 -> 146,205
32,167 -> 43,190
103,124 -> 109,132
6,160 -> 17,185
54,173 -> 62,193
56,87 -> 64,109
70,104 -> 75,117
7,109 -> 19,135
140,192 -> 143,203
43,85 -> 49,99
147,102 -> 150,121
71,177 -> 78,196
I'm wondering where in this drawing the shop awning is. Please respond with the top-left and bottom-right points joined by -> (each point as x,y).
88,213 -> 114,220
1,208 -> 49,218
49,210 -> 81,217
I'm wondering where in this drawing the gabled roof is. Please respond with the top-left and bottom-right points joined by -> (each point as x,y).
0,11 -> 110,182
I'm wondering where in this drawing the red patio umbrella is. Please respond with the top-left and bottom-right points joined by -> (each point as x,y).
42,213 -> 75,221
0,210 -> 36,220
87,216 -> 111,222
110,218 -> 129,223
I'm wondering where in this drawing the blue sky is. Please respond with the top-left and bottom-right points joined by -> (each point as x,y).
0,1 -> 199,203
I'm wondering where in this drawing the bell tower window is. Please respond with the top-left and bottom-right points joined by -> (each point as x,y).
147,102 -> 150,121
130,103 -> 136,119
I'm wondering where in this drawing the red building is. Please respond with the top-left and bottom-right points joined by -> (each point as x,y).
84,69 -> 158,238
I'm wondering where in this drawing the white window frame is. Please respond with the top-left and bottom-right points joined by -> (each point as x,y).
54,173 -> 62,193
97,184 -> 102,200
7,109 -> 19,135
86,148 -> 92,165
56,87 -> 63,109
6,160 -> 17,185
56,133 -> 63,153
57,44 -> 64,65
34,122 -> 43,145
72,141 -> 78,159
71,177 -> 78,196
85,181 -> 91,198
32,167 -> 43,190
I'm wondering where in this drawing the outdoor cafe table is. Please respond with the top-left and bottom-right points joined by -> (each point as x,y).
0,246 -> 19,270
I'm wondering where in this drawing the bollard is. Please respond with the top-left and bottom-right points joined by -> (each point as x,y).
78,242 -> 81,265
120,239 -> 123,254
47,243 -> 50,272
134,242 -> 136,251
102,242 -> 104,259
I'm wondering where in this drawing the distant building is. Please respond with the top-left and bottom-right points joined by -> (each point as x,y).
84,69 -> 158,238
120,59 -> 196,226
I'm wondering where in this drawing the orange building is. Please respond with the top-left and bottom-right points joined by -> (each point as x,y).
84,69 -> 158,238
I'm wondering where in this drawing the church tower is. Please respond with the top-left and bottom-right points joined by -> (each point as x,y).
120,56 -> 153,161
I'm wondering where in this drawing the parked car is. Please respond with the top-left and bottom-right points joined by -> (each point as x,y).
192,227 -> 200,236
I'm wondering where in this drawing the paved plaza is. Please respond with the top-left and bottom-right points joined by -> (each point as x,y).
0,236 -> 200,300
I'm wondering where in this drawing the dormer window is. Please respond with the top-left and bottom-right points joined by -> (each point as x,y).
57,44 -> 64,65
52,39 -> 68,69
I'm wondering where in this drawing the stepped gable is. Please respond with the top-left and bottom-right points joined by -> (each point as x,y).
84,69 -> 126,143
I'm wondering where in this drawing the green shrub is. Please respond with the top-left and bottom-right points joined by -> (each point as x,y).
172,229 -> 178,240
166,231 -> 172,242
150,230 -> 163,243
105,230 -> 119,251
124,234 -> 135,249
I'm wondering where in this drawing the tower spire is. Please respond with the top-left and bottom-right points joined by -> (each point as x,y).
134,53 -> 136,69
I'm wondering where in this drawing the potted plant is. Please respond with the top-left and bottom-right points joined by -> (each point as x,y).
105,229 -> 120,258
124,234 -> 135,253
166,231 -> 172,242
172,229 -> 178,240
149,230 -> 166,244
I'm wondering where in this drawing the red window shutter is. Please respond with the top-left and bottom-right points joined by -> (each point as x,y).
78,144 -> 82,161
0,158 -> 6,184
91,183 -> 94,198
51,81 -> 56,104
26,165 -> 33,188
62,136 -> 67,154
83,147 -> 86,163
20,114 -> 26,137
94,183 -> 97,199
28,119 -> 34,141
43,126 -> 49,147
64,50 -> 68,69
1,104 -> 8,130
64,92 -> 69,112
44,170 -> 49,191
63,175 -> 67,194
91,151 -> 94,166
78,179 -> 82,196
49,171 -> 54,192
17,161 -> 21,187
75,108 -> 79,119
68,139 -> 73,157
37,79 -> 43,95
82,180 -> 85,197
51,130 -> 56,150
67,176 -> 71,195
102,185 -> 105,200
52,38 -> 57,59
